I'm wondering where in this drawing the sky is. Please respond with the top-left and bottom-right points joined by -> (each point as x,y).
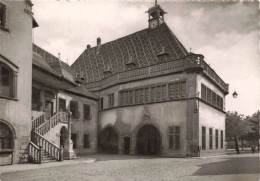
32,1 -> 260,116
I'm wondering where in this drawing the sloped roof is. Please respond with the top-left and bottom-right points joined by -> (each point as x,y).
65,84 -> 99,100
33,44 -> 75,84
71,22 -> 188,83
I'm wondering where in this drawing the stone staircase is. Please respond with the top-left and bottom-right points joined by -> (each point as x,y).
28,111 -> 69,164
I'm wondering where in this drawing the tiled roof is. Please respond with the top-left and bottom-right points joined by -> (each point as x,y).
71,22 -> 188,83
33,44 -> 75,83
65,84 -> 99,100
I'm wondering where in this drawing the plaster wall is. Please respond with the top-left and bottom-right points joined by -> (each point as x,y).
97,72 -> 198,157
197,74 -> 226,156
0,1 -> 33,164
58,92 -> 98,155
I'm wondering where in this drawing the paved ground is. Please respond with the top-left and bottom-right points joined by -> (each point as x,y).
0,153 -> 259,181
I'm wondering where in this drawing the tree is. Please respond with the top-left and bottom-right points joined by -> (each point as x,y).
245,110 -> 260,150
226,111 -> 252,154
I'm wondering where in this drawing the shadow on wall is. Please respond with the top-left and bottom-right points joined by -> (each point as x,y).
193,157 -> 259,176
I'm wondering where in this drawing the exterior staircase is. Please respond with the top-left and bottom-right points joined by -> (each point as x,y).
28,111 -> 69,164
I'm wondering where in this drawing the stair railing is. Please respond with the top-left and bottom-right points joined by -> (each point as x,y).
28,141 -> 43,164
32,114 -> 45,129
32,131 -> 63,161
35,112 -> 69,135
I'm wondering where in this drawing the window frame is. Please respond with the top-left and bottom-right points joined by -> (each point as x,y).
215,129 -> 219,149
168,126 -> 181,150
83,134 -> 90,148
0,60 -> 18,100
83,104 -> 91,120
70,101 -> 79,119
221,130 -> 224,149
0,2 -> 7,31
202,126 -> 206,150
59,98 -> 66,112
108,93 -> 114,108
209,128 -> 213,150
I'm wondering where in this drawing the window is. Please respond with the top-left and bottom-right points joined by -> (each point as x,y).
140,89 -> 144,103
201,84 -> 206,100
162,85 -> 166,100
0,63 -> 15,98
168,82 -> 186,99
151,87 -> 156,102
83,134 -> 90,148
135,89 -> 140,104
202,127 -> 206,150
32,87 -> 41,111
108,93 -> 114,108
201,84 -> 224,110
0,3 -> 6,28
215,129 -> 218,149
71,133 -> 77,149
83,104 -> 91,120
129,90 -> 133,104
156,86 -> 161,101
207,88 -> 212,104
212,92 -> 217,106
221,130 -> 223,149
145,88 -> 149,103
0,123 -> 13,150
100,98 -> 103,110
59,98 -> 66,112
168,126 -> 180,150
70,101 -> 79,119
209,128 -> 213,149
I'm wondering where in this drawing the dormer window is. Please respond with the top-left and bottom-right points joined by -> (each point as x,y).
157,46 -> 169,62
103,65 -> 112,77
125,56 -> 137,70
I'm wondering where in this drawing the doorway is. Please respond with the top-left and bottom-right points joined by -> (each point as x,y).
124,137 -> 130,154
45,100 -> 53,119
100,127 -> 118,154
136,125 -> 161,155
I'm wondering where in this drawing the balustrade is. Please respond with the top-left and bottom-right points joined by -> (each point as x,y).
34,112 -> 68,135
85,57 -> 229,93
28,141 -> 43,164
33,131 -> 62,161
32,114 -> 45,129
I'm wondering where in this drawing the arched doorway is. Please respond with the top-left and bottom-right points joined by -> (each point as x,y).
0,121 -> 15,165
136,125 -> 161,155
100,127 -> 118,153
60,126 -> 68,148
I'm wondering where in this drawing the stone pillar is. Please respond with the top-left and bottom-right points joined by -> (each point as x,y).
63,111 -> 76,159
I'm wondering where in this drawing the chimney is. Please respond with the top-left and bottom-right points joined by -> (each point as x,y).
86,44 -> 91,49
97,37 -> 101,47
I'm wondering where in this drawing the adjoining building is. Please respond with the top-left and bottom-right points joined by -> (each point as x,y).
71,3 -> 229,157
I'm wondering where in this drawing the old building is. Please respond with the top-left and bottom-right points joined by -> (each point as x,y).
0,0 -> 38,165
71,3 -> 229,157
1,2 -> 229,166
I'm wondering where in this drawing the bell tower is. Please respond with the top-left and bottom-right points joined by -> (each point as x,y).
146,1 -> 167,30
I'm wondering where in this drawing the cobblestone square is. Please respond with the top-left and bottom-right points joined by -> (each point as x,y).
0,153 -> 259,181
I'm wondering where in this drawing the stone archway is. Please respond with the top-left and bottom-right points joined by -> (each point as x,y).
0,120 -> 16,165
136,125 -> 161,155
100,126 -> 118,154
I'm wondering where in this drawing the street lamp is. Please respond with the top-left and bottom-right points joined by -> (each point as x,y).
232,91 -> 238,98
